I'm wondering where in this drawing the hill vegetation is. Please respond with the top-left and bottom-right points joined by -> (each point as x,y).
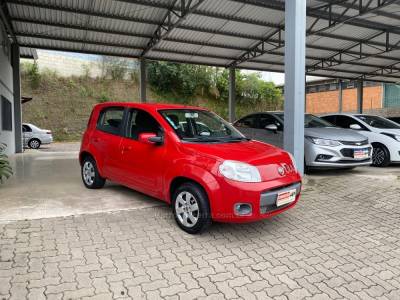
21,59 -> 283,141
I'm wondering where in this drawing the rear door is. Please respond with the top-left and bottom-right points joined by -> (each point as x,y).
92,106 -> 125,181
252,114 -> 284,147
22,124 -> 32,146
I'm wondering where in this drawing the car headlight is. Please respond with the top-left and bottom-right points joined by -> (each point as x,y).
219,160 -> 261,183
306,136 -> 341,147
288,152 -> 297,171
382,133 -> 400,142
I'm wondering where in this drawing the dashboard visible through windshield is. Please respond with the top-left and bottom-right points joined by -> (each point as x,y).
159,109 -> 247,143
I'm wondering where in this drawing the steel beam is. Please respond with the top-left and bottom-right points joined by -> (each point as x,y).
141,0 -> 206,57
139,58 -> 146,103
338,79 -> 343,113
357,80 -> 364,113
11,43 -> 22,153
284,0 -> 306,175
228,67 -> 236,123
0,0 -> 16,42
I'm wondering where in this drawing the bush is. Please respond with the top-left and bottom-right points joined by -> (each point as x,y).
0,143 -> 12,183
21,61 -> 40,89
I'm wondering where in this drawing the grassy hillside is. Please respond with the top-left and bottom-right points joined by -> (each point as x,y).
21,71 -> 282,142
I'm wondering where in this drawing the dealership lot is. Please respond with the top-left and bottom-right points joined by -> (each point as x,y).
1,144 -> 400,299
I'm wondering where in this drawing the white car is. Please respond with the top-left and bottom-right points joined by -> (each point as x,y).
22,123 -> 53,149
321,114 -> 400,167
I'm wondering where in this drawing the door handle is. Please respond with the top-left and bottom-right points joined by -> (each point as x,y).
93,138 -> 100,143
122,146 -> 132,152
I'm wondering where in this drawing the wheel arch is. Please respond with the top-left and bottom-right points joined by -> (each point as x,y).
169,176 -> 208,204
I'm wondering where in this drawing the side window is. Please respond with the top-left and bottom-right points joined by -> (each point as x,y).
234,115 -> 257,128
322,115 -> 336,124
1,96 -> 12,131
97,107 -> 125,135
127,109 -> 161,140
22,125 -> 32,132
257,114 -> 282,130
336,116 -> 366,129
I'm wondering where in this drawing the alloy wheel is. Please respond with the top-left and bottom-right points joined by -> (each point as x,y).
30,140 -> 40,149
372,147 -> 385,166
175,191 -> 200,228
83,161 -> 95,186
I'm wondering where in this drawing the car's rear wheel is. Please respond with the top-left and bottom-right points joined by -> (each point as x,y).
81,156 -> 106,189
172,182 -> 211,234
372,144 -> 390,167
28,138 -> 41,149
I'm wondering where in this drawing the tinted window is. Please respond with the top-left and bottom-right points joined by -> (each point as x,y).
1,96 -> 12,131
257,114 -> 282,130
355,115 -> 400,129
127,109 -> 162,140
235,115 -> 257,128
335,115 -> 365,129
97,107 -> 125,135
275,113 -> 334,128
322,115 -> 336,124
22,125 -> 32,132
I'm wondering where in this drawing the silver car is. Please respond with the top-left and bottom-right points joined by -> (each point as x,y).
22,123 -> 53,149
234,113 -> 372,169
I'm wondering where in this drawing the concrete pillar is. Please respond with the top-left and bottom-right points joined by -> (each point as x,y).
228,67 -> 236,123
139,58 -> 146,103
338,80 -> 343,113
357,80 -> 363,113
284,0 -> 306,174
12,43 -> 22,153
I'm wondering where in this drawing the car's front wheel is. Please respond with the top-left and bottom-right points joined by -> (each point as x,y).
372,144 -> 390,167
172,182 -> 211,234
28,138 -> 41,149
81,156 -> 106,189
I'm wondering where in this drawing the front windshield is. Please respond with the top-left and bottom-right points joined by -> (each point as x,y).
274,113 -> 334,128
159,109 -> 246,142
355,115 -> 400,129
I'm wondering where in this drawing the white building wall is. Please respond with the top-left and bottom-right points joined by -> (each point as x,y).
0,25 -> 15,155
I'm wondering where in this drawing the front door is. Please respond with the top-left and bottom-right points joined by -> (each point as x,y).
119,109 -> 167,199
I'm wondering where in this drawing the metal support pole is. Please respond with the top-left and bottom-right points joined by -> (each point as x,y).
12,43 -> 22,153
139,58 -> 146,103
338,79 -> 343,113
228,67 -> 236,123
284,0 -> 306,175
357,79 -> 364,113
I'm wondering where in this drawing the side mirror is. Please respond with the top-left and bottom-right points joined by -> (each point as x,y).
350,124 -> 362,130
265,124 -> 278,132
138,133 -> 163,145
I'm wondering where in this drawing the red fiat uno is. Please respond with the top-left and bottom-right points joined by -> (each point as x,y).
80,103 -> 301,233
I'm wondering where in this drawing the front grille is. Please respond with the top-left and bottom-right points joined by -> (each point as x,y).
260,182 -> 301,214
340,139 -> 368,146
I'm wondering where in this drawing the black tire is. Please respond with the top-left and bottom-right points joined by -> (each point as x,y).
28,138 -> 41,149
372,144 -> 390,167
172,182 -> 211,234
81,156 -> 106,189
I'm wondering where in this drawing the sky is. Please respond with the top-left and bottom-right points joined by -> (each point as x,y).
38,50 -> 325,85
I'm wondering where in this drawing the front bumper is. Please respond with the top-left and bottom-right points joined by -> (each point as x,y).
306,141 -> 372,168
211,174 -> 301,223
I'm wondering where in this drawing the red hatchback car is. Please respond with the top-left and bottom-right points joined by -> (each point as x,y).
80,103 -> 302,233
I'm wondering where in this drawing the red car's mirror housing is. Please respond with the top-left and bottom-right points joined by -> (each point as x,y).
138,133 -> 163,145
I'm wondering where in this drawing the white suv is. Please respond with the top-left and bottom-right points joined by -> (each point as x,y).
321,114 -> 400,167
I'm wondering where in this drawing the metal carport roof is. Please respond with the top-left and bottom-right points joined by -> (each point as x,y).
1,0 -> 400,82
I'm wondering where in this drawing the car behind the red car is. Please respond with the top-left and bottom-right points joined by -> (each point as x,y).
80,102 -> 301,233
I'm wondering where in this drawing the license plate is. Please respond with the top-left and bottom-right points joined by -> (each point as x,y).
276,189 -> 297,207
353,148 -> 369,159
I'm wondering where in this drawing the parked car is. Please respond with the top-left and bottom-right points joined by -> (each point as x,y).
22,123 -> 53,149
388,116 -> 400,125
80,103 -> 302,234
321,114 -> 400,167
234,113 -> 372,170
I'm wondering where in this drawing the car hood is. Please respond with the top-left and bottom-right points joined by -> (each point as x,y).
305,127 -> 367,142
182,140 -> 298,181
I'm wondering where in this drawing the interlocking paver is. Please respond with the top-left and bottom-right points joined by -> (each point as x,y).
1,171 -> 400,299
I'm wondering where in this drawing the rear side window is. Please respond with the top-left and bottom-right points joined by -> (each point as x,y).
322,115 -> 336,124
97,107 -> 125,135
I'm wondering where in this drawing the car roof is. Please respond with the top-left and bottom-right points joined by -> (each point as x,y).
94,102 -> 208,112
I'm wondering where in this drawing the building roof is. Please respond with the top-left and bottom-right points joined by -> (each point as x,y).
2,0 -> 400,83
